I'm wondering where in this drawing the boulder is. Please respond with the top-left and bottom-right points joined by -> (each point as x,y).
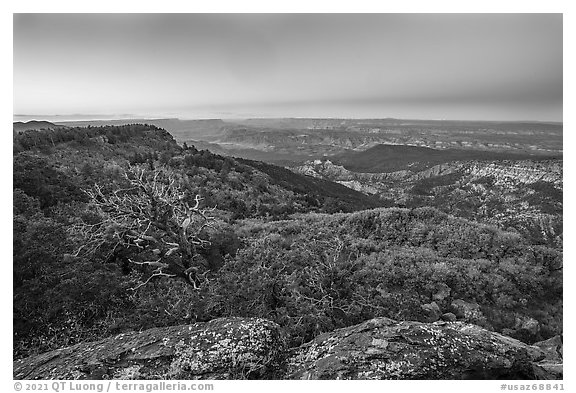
14,317 -> 283,380
420,302 -> 442,322
450,299 -> 492,329
14,316 -> 562,380
286,317 -> 547,380
432,283 -> 451,302
514,316 -> 541,340
502,328 -> 516,337
532,335 -> 563,380
502,315 -> 542,344
533,335 -> 562,362
441,312 -> 457,322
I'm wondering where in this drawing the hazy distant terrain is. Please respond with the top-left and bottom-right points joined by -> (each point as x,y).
217,118 -> 562,160
56,118 -> 562,165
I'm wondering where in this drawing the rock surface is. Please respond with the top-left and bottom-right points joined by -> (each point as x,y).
14,317 -> 283,380
420,302 -> 442,322
450,299 -> 492,329
14,317 -> 562,380
468,162 -> 562,187
286,317 -> 548,380
432,283 -> 452,302
532,335 -> 563,380
501,315 -> 542,344
517,316 -> 541,334
441,312 -> 457,322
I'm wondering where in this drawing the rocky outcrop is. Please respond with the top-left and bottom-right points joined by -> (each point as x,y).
293,160 -> 411,188
467,161 -> 562,187
336,179 -> 380,194
432,283 -> 452,304
409,162 -> 466,181
420,302 -> 442,322
286,317 -> 549,380
14,317 -> 562,380
532,335 -> 563,380
14,317 -> 283,380
293,159 -> 562,196
441,313 -> 457,322
502,315 -> 541,344
450,299 -> 492,330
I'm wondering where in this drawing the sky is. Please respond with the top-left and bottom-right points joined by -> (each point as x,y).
13,13 -> 563,122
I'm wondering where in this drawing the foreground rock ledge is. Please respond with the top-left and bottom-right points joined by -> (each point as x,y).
14,317 -> 283,380
14,317 -> 561,380
286,318 -> 559,380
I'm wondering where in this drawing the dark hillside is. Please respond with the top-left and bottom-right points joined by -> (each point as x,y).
13,123 -> 176,153
333,144 -> 560,173
237,158 -> 383,212
56,118 -> 232,140
13,124 -> 382,219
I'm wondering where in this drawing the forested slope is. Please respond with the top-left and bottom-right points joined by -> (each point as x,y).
13,124 -> 562,365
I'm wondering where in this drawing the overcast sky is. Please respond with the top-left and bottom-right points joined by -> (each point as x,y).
13,13 -> 562,121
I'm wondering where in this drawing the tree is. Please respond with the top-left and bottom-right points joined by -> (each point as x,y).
74,166 -> 214,290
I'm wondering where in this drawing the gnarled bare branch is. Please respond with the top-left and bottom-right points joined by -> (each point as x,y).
72,166 -> 215,289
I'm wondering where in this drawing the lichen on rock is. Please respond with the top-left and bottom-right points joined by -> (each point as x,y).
286,317 -> 550,380
14,316 -> 561,380
14,317 -> 284,380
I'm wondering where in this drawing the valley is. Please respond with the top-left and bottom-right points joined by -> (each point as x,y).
17,118 -> 563,247
293,157 -> 562,247
54,118 -> 563,166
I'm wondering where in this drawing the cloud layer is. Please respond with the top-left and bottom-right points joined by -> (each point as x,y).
14,14 -> 562,121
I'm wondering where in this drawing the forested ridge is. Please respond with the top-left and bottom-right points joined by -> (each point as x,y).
13,124 -> 562,362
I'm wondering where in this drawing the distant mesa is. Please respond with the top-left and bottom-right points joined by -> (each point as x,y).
332,143 -> 560,173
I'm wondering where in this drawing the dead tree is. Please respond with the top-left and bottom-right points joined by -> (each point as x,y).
73,166 -> 215,290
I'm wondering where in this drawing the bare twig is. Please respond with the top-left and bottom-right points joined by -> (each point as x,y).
73,166 -> 215,289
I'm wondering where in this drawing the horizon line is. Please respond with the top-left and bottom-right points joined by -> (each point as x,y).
13,115 -> 564,125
